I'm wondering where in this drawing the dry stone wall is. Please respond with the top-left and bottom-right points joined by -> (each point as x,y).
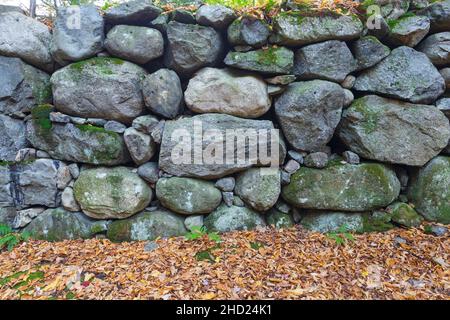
0,0 -> 449,241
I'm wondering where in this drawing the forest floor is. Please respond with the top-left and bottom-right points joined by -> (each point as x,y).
0,225 -> 448,300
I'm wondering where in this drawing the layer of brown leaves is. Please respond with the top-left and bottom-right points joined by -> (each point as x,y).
0,226 -> 448,300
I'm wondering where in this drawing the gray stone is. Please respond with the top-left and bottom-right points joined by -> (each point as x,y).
51,57 -> 147,124
440,68 -> 450,89
36,150 -> 50,158
143,69 -> 183,119
284,160 -> 300,174
354,46 -> 445,104
73,166 -> 153,219
104,0 -> 162,25
272,13 -> 363,46
304,152 -> 328,169
417,32 -> 450,67
387,15 -> 430,47
15,148 -> 36,162
49,112 -> 70,123
265,75 -> 296,85
215,177 -> 235,192
107,210 -> 187,241
164,21 -> 224,77
184,215 -> 204,231
132,115 -> 159,134
408,156 -> 450,224
275,80 -> 346,152
235,168 -> 281,212
156,177 -> 222,215
293,40 -> 357,83
418,0 -> 450,32
105,25 -> 164,64
149,14 -> 169,34
185,68 -> 271,118
300,211 -> 365,233
171,9 -> 196,24
0,12 -> 53,72
23,208 -> 109,241
13,207 -> 45,229
352,36 -> 390,71
144,241 -> 159,252
437,98 -> 450,117
159,114 -> 285,179
204,203 -> 266,232
338,95 -> 450,166
57,165 -> 72,189
266,209 -> 294,229
62,187 -> 80,212
428,225 -> 448,236
26,121 -> 130,165
0,56 -> 51,117
137,162 -> 159,184
51,5 -> 104,66
0,207 -> 16,228
227,17 -> 270,48
280,170 -> 291,186
104,121 -> 127,133
150,121 -> 165,144
287,150 -> 304,164
69,164 -> 79,180
0,5 -> 25,14
282,162 -> 400,211
275,199 -> 291,214
224,46 -> 294,74
341,75 -> 356,89
196,5 -> 236,29
124,128 -> 156,165
342,151 -> 360,164
222,191 -> 234,207
86,118 -> 108,126
387,202 -> 424,227
0,115 -> 28,161
343,89 -> 355,107
233,196 -> 245,207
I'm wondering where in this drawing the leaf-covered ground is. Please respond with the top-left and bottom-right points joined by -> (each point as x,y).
0,226 -> 448,300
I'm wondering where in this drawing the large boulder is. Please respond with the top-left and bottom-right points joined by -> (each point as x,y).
0,159 -> 68,209
293,40 -> 357,83
338,95 -> 450,166
156,177 -> 222,215
23,208 -> 109,241
408,156 -> 450,224
386,15 -> 430,47
0,12 -> 53,72
51,57 -> 147,124
417,32 -> 450,67
224,47 -> 294,74
51,5 -> 104,66
0,56 -> 51,117
107,210 -> 187,242
272,13 -> 363,46
234,168 -> 281,212
164,21 -> 224,77
275,80 -> 346,152
142,68 -> 183,119
352,36 -> 390,71
282,162 -> 400,211
73,166 -> 152,220
0,115 -> 28,161
104,0 -> 162,25
387,202 -> 424,227
227,17 -> 270,48
26,120 -> 130,165
418,0 -> 450,32
159,114 -> 285,179
204,203 -> 266,232
184,68 -> 271,118
195,4 -> 236,29
105,25 -> 164,64
354,46 -> 445,104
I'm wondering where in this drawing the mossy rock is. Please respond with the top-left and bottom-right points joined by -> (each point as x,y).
387,202 -> 424,227
266,209 -> 294,229
204,203 -> 266,233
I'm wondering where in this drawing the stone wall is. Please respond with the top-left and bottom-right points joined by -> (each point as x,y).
0,0 -> 449,241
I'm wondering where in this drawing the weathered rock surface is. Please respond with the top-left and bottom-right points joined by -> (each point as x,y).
408,156 -> 450,224
352,36 -> 390,71
338,95 -> 450,166
104,0 -> 162,25
123,128 -> 156,165
387,15 -> 430,47
227,17 -> 270,47
159,114 -> 285,179
275,80 -> 346,152
354,46 -> 445,104
23,208 -> 109,241
142,69 -> 183,119
164,21 -> 224,77
73,167 -> 152,219
234,168 -> 281,212
204,203 -> 266,232
0,56 -> 51,117
266,209 -> 294,229
185,68 -> 271,118
51,57 -> 147,123
417,32 -> 450,67
418,0 -> 450,32
105,25 -> 164,64
224,47 -> 294,74
272,13 -> 363,46
293,40 -> 357,82
387,202 -> 423,227
196,4 -> 236,29
156,177 -> 222,214
51,5 -> 104,65
282,163 -> 400,211
26,121 -> 130,165
0,12 -> 53,72
0,115 -> 28,161
137,162 -> 159,184
13,207 -> 45,228
107,210 -> 187,241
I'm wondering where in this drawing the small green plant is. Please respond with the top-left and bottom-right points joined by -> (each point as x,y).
326,224 -> 355,246
423,225 -> 433,235
195,249 -> 217,263
185,226 -> 222,243
250,241 -> 265,250
0,225 -> 31,252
